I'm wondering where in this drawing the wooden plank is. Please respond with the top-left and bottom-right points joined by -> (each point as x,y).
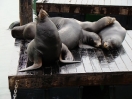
95,49 -> 111,72
72,49 -> 85,73
104,0 -> 111,5
9,72 -> 132,89
60,65 -> 68,74
81,0 -> 88,5
17,40 -> 36,75
87,0 -> 94,5
53,0 -> 60,3
122,40 -> 132,62
110,48 -> 128,71
93,0 -> 99,5
58,0 -> 66,4
119,46 -> 132,71
121,0 -> 128,6
51,62 -> 60,74
115,0 -> 122,6
98,0 -> 105,5
66,64 -> 77,73
127,30 -> 132,39
70,0 -> 77,4
80,49 -> 94,72
103,49 -> 119,72
128,0 -> 132,6
110,0 -> 116,6
65,0 -> 71,4
125,33 -> 132,50
76,0 -> 82,4
48,0 -> 55,3
87,49 -> 102,72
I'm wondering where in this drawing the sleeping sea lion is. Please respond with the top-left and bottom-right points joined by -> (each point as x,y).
19,9 -> 80,72
98,20 -> 126,49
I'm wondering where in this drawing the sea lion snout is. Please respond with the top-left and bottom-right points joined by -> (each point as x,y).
95,41 -> 101,47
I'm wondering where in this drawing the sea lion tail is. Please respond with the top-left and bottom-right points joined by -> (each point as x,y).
19,64 -> 42,72
59,54 -> 80,63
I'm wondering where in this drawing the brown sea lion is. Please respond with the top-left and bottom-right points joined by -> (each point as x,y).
98,20 -> 126,49
19,9 -> 80,71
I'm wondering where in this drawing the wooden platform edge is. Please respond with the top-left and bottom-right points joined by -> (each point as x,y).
36,3 -> 132,15
8,72 -> 132,90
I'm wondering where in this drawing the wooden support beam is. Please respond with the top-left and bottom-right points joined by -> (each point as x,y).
19,0 -> 33,25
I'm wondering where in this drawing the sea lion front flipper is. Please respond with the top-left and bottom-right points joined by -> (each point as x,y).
79,40 -> 95,49
59,43 -> 80,63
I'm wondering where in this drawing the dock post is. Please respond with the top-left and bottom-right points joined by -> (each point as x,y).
19,0 -> 33,25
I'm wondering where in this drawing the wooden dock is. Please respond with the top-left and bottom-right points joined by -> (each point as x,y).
8,30 -> 132,89
37,0 -> 132,6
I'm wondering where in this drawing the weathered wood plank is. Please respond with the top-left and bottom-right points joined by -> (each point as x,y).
80,49 -> 94,72
93,0 -> 99,5
72,49 -> 85,73
9,72 -> 132,89
103,49 -> 119,72
122,40 -> 132,62
125,33 -> 132,50
128,0 -> 132,6
110,0 -> 116,6
66,64 -> 77,73
95,49 -> 111,72
70,0 -> 77,4
127,30 -> 132,39
87,0 -> 94,5
58,0 -> 66,4
119,46 -> 132,71
87,49 -> 102,72
60,65 -> 68,74
115,0 -> 122,6
98,0 -> 105,5
110,49 -> 128,71
48,0 -> 55,3
65,0 -> 71,4
81,0 -> 88,5
104,0 -> 110,5
53,0 -> 60,3
121,0 -> 128,6
76,0 -> 82,4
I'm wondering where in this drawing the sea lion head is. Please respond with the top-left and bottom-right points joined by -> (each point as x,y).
37,8 -> 49,22
102,36 -> 122,49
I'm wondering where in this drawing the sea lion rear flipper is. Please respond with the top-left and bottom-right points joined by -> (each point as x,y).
19,63 -> 42,72
9,21 -> 20,29
19,55 -> 42,72
60,43 -> 80,63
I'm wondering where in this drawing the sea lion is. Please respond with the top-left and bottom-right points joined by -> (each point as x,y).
75,16 -> 115,32
11,22 -> 36,39
19,9 -> 80,72
79,29 -> 101,48
98,20 -> 126,49
10,16 -> 115,48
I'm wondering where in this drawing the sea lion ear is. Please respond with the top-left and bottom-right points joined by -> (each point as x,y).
38,8 -> 49,20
